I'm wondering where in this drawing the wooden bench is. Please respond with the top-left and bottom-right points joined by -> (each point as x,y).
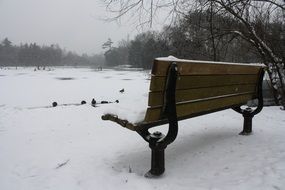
102,58 -> 266,177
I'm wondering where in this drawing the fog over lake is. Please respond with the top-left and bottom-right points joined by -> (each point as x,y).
0,0 -> 157,54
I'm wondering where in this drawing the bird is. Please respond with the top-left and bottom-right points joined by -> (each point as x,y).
81,100 -> 86,105
119,88 -> 124,93
91,98 -> 96,106
52,102 -> 58,107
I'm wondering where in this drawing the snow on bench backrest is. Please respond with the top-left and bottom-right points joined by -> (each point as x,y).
142,57 -> 266,124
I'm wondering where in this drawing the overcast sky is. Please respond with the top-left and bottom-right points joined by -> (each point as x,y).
0,0 -> 163,55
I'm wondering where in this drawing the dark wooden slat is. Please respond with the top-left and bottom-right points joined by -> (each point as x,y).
144,94 -> 254,122
137,103 -> 244,130
150,74 -> 259,92
152,60 -> 264,76
148,84 -> 257,107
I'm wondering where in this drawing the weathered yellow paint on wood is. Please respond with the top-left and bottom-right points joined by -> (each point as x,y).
144,94 -> 253,122
150,74 -> 259,92
148,84 -> 257,106
152,60 -> 264,76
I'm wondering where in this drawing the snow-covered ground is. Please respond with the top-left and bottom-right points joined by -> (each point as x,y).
0,67 -> 284,190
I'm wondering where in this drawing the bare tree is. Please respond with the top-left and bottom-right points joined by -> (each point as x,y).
102,0 -> 285,108
205,0 -> 285,108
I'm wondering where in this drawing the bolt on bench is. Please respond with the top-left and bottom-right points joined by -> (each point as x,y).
102,58 -> 266,177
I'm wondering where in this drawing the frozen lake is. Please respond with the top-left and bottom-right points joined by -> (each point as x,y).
0,67 -> 284,190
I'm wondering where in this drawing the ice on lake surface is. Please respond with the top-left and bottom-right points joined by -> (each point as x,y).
0,67 -> 284,190
0,67 -> 149,123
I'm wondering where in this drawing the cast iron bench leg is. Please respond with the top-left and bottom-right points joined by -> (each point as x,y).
139,62 -> 179,177
240,108 -> 254,135
234,69 -> 264,135
145,131 -> 167,177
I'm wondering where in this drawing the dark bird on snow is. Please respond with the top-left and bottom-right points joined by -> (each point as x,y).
81,100 -> 86,105
91,98 -> 96,106
119,88 -> 124,93
52,102 -> 58,107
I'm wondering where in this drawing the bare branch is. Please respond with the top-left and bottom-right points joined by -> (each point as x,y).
252,0 -> 285,10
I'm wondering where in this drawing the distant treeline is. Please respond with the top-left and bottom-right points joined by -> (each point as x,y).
103,11 -> 285,69
0,38 -> 105,67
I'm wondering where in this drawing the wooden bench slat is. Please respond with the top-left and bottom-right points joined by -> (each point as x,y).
148,84 -> 257,107
144,93 -> 254,122
150,74 -> 259,92
152,60 -> 263,76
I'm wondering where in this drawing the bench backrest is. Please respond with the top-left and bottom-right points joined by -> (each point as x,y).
142,59 -> 265,126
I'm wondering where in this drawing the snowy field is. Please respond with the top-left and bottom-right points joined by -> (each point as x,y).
0,67 -> 284,190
